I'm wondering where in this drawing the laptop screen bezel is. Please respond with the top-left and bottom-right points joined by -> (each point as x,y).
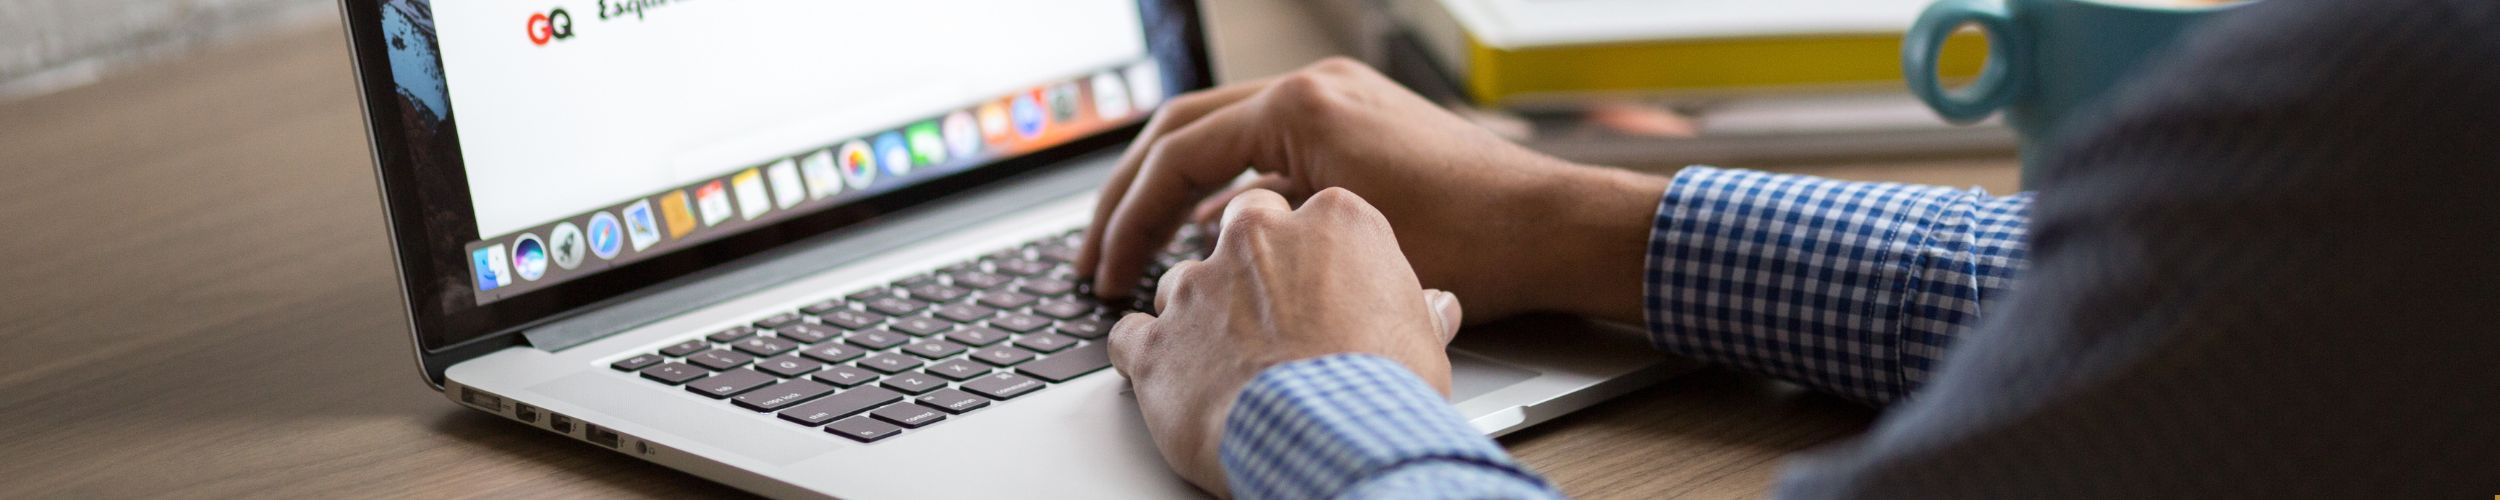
339,0 -> 1212,379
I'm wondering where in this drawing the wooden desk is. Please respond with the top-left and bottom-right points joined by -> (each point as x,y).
0,1 -> 2008,497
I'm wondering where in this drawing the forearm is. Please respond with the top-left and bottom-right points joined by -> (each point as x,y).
1513,164 -> 1674,324
1645,167 -> 2031,405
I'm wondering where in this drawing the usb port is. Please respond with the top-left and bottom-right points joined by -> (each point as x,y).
512,404 -> 541,424
586,425 -> 622,449
549,414 -> 576,435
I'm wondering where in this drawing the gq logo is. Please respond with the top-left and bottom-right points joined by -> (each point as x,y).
526,7 -> 576,46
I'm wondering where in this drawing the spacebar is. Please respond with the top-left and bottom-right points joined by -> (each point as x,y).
1015,342 -> 1111,382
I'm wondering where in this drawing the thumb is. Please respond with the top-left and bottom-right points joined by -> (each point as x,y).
1424,289 -> 1463,345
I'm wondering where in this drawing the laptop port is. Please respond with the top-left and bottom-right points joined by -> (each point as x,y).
586,425 -> 622,449
512,404 -> 540,424
549,414 -> 576,435
458,387 -> 503,410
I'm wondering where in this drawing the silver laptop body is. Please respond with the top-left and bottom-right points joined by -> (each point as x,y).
340,0 -> 1691,497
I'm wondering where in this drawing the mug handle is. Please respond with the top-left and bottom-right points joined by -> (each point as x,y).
1903,0 -> 2026,124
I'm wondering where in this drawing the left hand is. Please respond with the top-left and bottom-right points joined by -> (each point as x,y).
1108,187 -> 1464,495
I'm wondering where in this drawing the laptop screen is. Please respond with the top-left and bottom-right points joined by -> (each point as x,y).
355,0 -> 1208,352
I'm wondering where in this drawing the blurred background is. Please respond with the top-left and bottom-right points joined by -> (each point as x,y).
0,0 -> 334,98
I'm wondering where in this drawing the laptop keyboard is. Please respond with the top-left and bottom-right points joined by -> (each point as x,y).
610,227 -> 1208,443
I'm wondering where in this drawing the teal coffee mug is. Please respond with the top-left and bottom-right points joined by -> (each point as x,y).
1903,0 -> 2249,188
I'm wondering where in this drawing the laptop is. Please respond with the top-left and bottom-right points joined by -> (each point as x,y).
340,0 -> 1692,497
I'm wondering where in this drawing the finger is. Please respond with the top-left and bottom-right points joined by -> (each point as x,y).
1428,289 -> 1463,345
1190,174 -> 1295,227
1107,312 -> 1158,377
1077,78 -> 1276,283
1091,99 -> 1289,299
1154,259 -> 1198,314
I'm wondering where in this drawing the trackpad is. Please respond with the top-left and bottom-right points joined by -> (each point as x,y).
1449,350 -> 1539,401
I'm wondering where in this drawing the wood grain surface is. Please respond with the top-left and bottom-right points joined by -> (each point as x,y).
0,1 -> 2010,497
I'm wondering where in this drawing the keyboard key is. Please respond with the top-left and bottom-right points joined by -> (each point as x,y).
890,316 -> 953,336
844,329 -> 909,350
810,364 -> 881,387
895,272 -> 940,288
687,349 -> 756,371
926,359 -> 991,381
856,354 -> 925,374
976,291 -> 1038,310
962,372 -> 1046,400
777,323 -> 842,344
800,343 -> 865,364
994,258 -> 1052,277
906,283 -> 971,302
952,271 -> 1014,290
756,356 -> 825,378
916,388 -> 992,414
611,354 -> 663,371
880,372 -> 948,395
933,303 -> 996,323
658,339 -> 710,357
871,403 -> 948,428
866,297 -> 929,316
1034,299 -> 1096,320
798,299 -> 848,316
1019,279 -> 1076,296
944,326 -> 1011,347
1057,318 -> 1109,339
970,346 -> 1037,367
1013,333 -> 1077,353
733,380 -> 835,411
754,312 -> 805,330
639,362 -> 708,385
819,309 -> 885,330
826,416 -> 903,442
707,325 -> 759,343
1035,239 -> 1078,261
686,369 -> 777,399
846,287 -> 896,302
989,313 -> 1052,333
902,340 -> 969,360
732,336 -> 800,357
1017,343 -> 1111,382
782,386 -> 904,426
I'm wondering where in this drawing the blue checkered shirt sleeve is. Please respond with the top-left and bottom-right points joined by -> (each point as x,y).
1217,167 -> 2030,498
1649,167 -> 2031,405
1222,354 -> 1562,500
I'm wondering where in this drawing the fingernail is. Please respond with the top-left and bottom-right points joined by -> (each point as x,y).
1425,289 -> 1454,310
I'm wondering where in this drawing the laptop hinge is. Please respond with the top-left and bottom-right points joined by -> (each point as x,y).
520,151 -> 1117,352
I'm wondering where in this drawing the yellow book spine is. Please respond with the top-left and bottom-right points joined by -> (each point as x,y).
1467,32 -> 1991,105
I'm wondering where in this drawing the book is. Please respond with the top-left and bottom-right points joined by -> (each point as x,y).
1377,0 -> 1991,105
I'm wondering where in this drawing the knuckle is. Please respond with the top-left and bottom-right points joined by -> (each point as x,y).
1219,207 -> 1281,238
1109,314 -> 1157,348
1268,73 -> 1337,116
1305,187 -> 1364,211
1310,56 -> 1366,75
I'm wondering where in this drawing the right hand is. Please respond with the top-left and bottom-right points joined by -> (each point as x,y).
1076,58 -> 1667,323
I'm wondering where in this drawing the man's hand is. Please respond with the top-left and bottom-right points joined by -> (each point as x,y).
1108,188 -> 1464,495
1077,58 -> 1667,324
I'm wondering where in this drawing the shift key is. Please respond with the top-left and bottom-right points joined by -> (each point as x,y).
777,386 -> 904,427
1015,342 -> 1110,382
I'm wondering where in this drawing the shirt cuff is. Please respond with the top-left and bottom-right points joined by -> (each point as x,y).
1646,166 -> 2030,405
1221,354 -> 1560,500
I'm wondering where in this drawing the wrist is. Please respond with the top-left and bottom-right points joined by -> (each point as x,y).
1513,164 -> 1669,323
